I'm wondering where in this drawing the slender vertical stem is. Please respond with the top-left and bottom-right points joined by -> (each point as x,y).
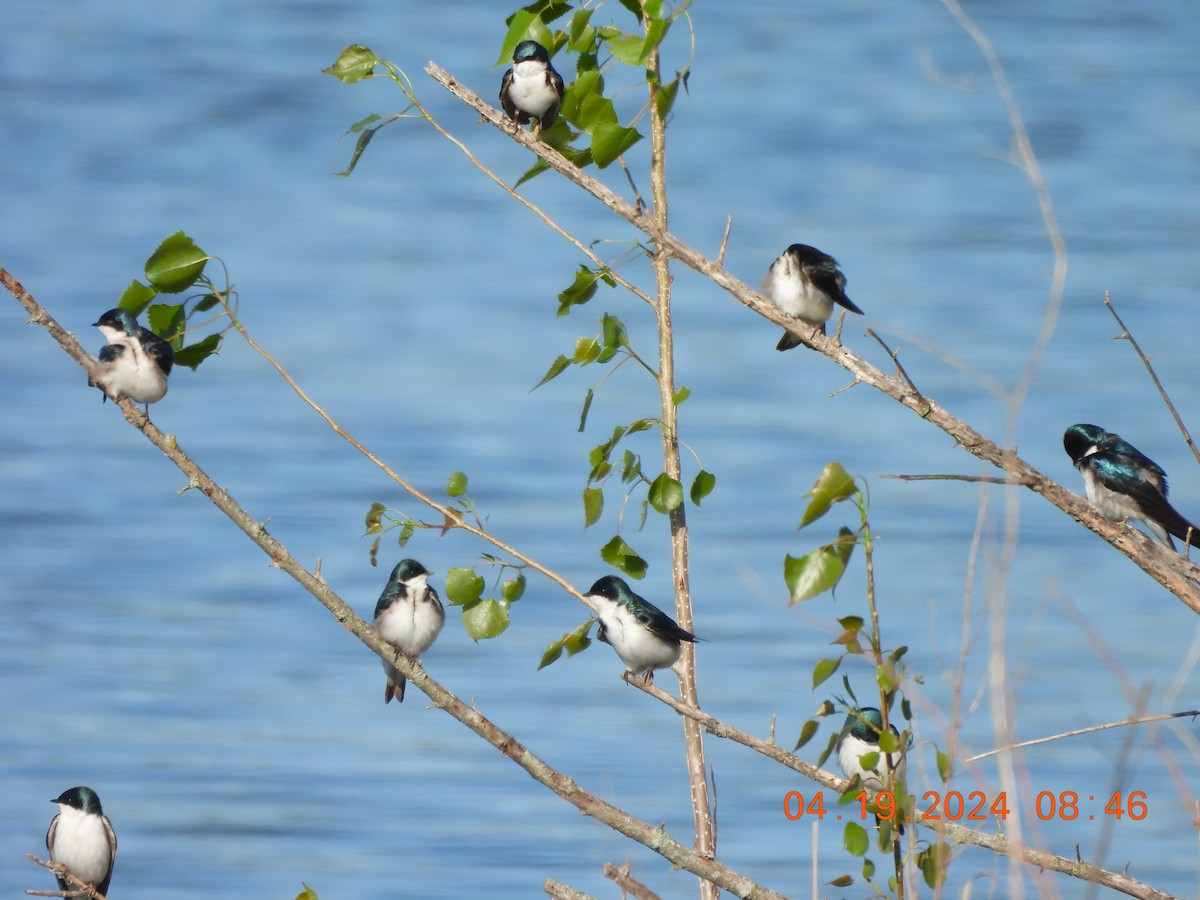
643,31 -> 716,898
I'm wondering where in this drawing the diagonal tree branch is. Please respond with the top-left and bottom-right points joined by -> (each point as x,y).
422,61 -> 1200,614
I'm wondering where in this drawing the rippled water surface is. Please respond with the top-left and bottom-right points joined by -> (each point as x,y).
3,1 -> 1200,896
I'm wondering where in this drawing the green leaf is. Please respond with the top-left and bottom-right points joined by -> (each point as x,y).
498,10 -> 559,66
117,279 -> 158,316
322,44 -> 380,83
572,336 -> 601,364
936,747 -> 951,782
335,124 -> 379,178
533,354 -> 571,390
538,618 -> 594,669
462,598 -> 510,640
193,292 -> 222,313
446,471 -> 468,497
917,844 -> 949,888
577,93 -> 619,131
295,884 -> 320,900
640,18 -> 671,60
672,385 -> 690,406
567,8 -> 597,51
647,473 -> 683,514
598,27 -> 646,66
172,334 -> 222,370
147,303 -> 186,343
583,487 -> 604,527
539,639 -> 565,669
590,121 -> 642,168
799,462 -> 857,528
690,470 -> 716,506
578,387 -> 594,432
843,821 -> 869,857
561,68 -> 603,122
348,113 -> 382,133
557,265 -> 601,315
364,501 -> 386,534
794,718 -> 820,750
812,656 -> 841,688
785,527 -> 857,603
828,874 -> 854,888
445,568 -> 485,605
600,534 -> 647,579
655,76 -> 681,119
500,574 -> 526,602
397,520 -> 414,548
856,750 -> 881,772
145,232 -> 208,294
171,336 -> 220,369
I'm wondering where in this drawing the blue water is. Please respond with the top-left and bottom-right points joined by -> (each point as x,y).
3,0 -> 1200,896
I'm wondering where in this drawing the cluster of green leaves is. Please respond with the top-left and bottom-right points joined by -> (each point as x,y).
116,231 -> 229,369
365,473 -> 523,640
534,308 -> 714,580
496,0 -> 691,183
538,616 -> 595,669
784,465 -> 945,889
322,0 -> 690,182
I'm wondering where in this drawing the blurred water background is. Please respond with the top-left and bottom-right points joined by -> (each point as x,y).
2,0 -> 1200,896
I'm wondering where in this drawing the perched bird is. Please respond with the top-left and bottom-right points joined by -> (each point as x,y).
837,707 -> 907,833
1063,423 -> 1199,550
46,786 -> 117,898
499,40 -> 565,139
585,575 -> 697,682
761,243 -> 863,350
89,307 -> 174,407
373,559 -> 445,704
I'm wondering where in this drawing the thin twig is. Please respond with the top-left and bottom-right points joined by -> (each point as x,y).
604,862 -> 663,900
1105,292 -> 1200,467
878,474 -> 1019,485
966,709 -> 1200,763
543,880 -> 599,900
867,328 -> 924,399
716,215 -> 732,266
24,855 -> 106,899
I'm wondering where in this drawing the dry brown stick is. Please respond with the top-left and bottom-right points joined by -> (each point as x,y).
1105,293 -> 1200,467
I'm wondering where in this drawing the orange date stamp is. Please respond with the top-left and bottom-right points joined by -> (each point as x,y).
782,790 -> 1148,823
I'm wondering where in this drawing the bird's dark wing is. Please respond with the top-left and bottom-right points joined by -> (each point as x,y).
634,605 -> 697,644
806,261 -> 862,315
542,69 -> 565,127
1091,451 -> 1199,543
139,330 -> 175,376
97,342 -> 126,363
373,585 -> 400,620
98,815 -> 117,895
499,68 -> 520,119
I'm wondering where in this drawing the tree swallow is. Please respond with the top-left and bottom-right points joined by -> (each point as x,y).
373,559 -> 445,704
761,243 -> 863,350
89,307 -> 174,407
46,786 -> 116,898
499,40 -> 565,139
836,707 -> 907,833
585,575 -> 697,682
1063,423 -> 1199,550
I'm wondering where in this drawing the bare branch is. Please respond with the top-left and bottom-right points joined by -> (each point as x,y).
1105,292 -> 1200,467
966,709 -> 1200,763
604,862 -> 663,900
